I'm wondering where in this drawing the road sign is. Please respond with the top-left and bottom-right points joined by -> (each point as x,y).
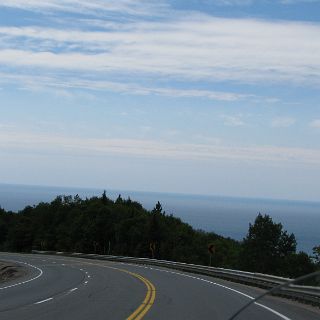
208,244 -> 215,255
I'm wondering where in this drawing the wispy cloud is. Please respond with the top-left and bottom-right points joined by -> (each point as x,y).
280,0 -> 320,4
1,130 -> 319,165
221,114 -> 245,127
0,14 -> 319,87
0,0 -> 166,16
1,0 -> 318,14
210,0 -> 253,5
0,72 -> 251,101
309,119 -> 320,128
211,0 -> 320,5
271,117 -> 296,127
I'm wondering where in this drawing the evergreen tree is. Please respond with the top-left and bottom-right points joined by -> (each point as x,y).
313,246 -> 320,265
0,197 -> 315,277
101,190 -> 108,204
240,213 -> 296,274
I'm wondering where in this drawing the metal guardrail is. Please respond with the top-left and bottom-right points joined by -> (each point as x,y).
31,250 -> 320,307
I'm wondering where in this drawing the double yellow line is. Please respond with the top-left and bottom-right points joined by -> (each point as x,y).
80,261 -> 156,320
126,271 -> 156,320
40,257 -> 156,320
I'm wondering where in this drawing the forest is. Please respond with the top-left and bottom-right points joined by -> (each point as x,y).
0,191 -> 318,278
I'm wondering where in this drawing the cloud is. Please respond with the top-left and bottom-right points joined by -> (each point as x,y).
1,0 -> 317,15
0,72 -> 252,102
0,0 -> 166,16
208,0 -> 253,5
210,0 -> 320,5
0,15 -> 319,87
280,0 -> 320,4
1,129 -> 319,165
309,119 -> 320,128
0,123 -> 15,129
271,117 -> 296,127
221,115 -> 245,126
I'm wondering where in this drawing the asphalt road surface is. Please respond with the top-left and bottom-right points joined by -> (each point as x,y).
0,253 -> 319,320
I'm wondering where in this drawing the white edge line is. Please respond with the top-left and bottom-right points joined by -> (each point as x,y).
17,255 -> 291,320
34,297 -> 53,304
128,263 -> 292,320
255,303 -> 291,320
0,260 -> 43,290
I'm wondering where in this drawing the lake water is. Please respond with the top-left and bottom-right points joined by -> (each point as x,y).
0,183 -> 319,254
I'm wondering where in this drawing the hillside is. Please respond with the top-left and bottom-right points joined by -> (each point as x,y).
0,192 -> 317,277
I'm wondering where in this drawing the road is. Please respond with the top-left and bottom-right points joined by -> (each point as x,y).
0,253 -> 319,320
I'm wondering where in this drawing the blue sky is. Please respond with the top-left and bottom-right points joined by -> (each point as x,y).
0,0 -> 320,201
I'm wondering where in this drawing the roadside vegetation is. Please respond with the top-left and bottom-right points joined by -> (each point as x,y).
0,192 -> 317,278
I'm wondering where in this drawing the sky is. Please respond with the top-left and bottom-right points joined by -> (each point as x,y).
0,0 -> 320,201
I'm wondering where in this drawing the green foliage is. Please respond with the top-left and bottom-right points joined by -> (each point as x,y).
313,246 -> 320,266
0,197 -> 316,277
0,193 -> 238,268
282,252 -> 316,278
239,213 -> 314,277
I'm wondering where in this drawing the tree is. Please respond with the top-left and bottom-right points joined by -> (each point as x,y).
240,213 -> 297,275
152,201 -> 163,215
0,195 -> 276,271
0,208 -> 11,248
313,246 -> 320,265
282,252 -> 316,278
101,190 -> 108,204
148,202 -> 165,259
115,194 -> 123,204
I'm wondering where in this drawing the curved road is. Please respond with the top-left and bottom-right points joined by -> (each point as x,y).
0,253 -> 319,320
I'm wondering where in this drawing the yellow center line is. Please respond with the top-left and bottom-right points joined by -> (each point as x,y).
33,256 -> 156,319
126,273 -> 152,320
133,277 -> 156,320
78,261 -> 156,320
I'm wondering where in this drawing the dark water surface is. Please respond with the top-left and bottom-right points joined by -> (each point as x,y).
0,183 -> 319,253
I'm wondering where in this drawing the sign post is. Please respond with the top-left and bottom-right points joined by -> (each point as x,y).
208,243 -> 216,266
150,242 -> 156,259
